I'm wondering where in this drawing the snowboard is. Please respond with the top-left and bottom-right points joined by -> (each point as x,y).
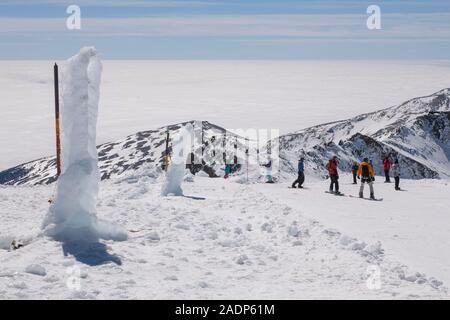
324,191 -> 345,196
348,195 -> 383,201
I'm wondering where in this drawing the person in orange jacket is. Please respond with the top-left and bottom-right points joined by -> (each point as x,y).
357,157 -> 376,199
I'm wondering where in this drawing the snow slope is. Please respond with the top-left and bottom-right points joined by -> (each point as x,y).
0,176 -> 448,299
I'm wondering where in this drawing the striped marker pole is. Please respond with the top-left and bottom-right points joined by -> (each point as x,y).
54,63 -> 61,177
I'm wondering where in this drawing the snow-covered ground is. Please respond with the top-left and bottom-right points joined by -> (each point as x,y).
0,175 -> 448,299
1,60 -> 450,170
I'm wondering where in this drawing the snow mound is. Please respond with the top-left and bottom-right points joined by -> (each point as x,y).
0,236 -> 14,250
42,47 -> 127,242
161,124 -> 193,196
25,264 -> 47,276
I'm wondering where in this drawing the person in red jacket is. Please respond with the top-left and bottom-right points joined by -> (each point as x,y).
383,156 -> 392,183
326,156 -> 340,194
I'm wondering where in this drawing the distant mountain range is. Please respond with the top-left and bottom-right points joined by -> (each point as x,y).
278,88 -> 450,179
1,89 -> 449,186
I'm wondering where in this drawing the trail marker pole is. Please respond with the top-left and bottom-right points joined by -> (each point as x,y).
246,149 -> 249,183
164,129 -> 170,172
53,63 -> 62,177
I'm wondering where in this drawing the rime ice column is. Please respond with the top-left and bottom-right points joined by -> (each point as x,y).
161,124 -> 193,196
43,47 -> 127,242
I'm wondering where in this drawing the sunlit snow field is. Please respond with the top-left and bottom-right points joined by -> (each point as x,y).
1,176 -> 449,299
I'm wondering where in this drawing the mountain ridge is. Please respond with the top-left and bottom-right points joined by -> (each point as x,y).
1,88 -> 449,185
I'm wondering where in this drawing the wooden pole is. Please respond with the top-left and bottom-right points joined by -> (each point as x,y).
164,129 -> 170,172
54,63 -> 61,177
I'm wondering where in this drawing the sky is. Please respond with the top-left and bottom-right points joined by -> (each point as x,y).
1,0 -> 450,59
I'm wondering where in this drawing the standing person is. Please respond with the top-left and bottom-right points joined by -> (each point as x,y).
357,157 -> 376,199
351,161 -> 359,184
326,156 -> 340,194
392,159 -> 401,190
263,158 -> 274,183
383,156 -> 392,183
292,157 -> 305,188
224,163 -> 231,179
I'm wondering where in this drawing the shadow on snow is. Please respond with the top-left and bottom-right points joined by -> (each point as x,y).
61,240 -> 122,266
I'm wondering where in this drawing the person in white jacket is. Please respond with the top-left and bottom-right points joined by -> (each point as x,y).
392,159 -> 401,190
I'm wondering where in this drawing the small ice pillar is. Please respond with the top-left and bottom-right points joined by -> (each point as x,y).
43,47 -> 126,242
161,124 -> 193,196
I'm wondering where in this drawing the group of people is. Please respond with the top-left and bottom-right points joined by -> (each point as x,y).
224,163 -> 241,179
351,156 -> 401,190
291,155 -> 402,199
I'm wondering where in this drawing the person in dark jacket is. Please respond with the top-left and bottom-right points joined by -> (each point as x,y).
383,157 -> 392,183
392,159 -> 401,190
326,156 -> 340,194
292,157 -> 305,188
351,161 -> 359,184
224,163 -> 231,179
263,158 -> 274,183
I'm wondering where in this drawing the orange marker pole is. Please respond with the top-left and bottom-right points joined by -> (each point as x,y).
54,63 -> 61,177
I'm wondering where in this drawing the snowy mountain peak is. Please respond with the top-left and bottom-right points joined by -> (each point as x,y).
0,120 -> 254,186
278,89 -> 450,179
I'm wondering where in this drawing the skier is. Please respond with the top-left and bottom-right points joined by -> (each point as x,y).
326,156 -> 340,194
292,157 -> 305,188
383,156 -> 392,183
351,161 -> 359,184
357,157 -> 376,199
392,159 -> 401,190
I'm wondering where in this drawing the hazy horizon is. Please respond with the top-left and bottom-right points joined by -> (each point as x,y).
1,59 -> 450,170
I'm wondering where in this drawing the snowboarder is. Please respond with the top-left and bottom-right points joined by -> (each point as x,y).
383,156 -> 392,183
357,157 -> 376,199
351,161 -> 359,184
263,158 -> 274,183
326,156 -> 340,194
292,157 -> 305,188
224,163 -> 231,179
392,159 -> 401,190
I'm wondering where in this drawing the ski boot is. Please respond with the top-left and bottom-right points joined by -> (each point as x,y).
359,192 -> 363,198
370,193 -> 375,200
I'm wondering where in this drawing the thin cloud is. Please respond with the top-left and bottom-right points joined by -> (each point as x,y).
0,0 -> 224,7
1,13 -> 450,41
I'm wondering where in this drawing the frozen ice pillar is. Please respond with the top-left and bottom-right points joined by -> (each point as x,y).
161,124 -> 193,196
43,47 -> 127,242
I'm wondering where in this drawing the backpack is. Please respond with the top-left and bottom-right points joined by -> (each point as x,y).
361,163 -> 370,178
326,160 -> 337,175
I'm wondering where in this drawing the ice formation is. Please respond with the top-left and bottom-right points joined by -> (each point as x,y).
42,47 -> 127,242
161,124 -> 193,196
